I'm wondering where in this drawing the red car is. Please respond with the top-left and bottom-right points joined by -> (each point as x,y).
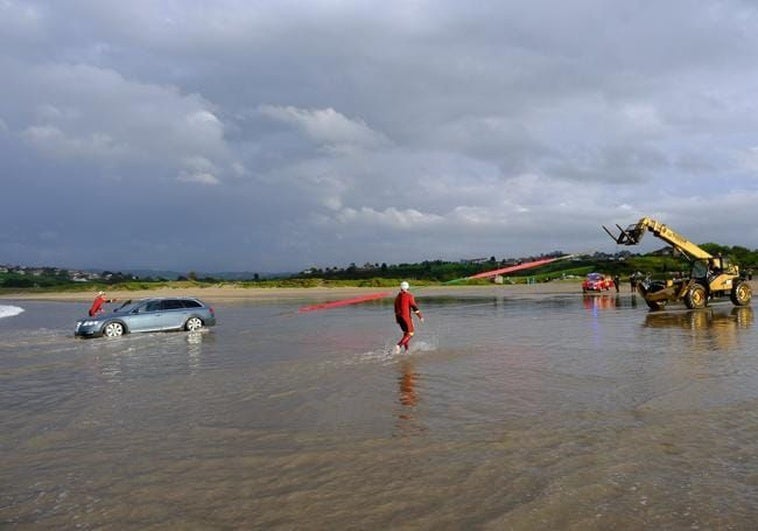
582,272 -> 614,292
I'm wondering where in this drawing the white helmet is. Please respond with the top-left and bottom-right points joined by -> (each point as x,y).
400,281 -> 410,291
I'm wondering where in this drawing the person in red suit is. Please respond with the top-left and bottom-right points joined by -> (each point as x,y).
88,291 -> 115,317
394,281 -> 423,353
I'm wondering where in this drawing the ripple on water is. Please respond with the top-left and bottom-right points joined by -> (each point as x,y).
3,296 -> 758,529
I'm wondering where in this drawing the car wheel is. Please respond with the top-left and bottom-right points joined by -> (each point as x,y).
185,317 -> 203,331
731,281 -> 752,306
103,322 -> 124,337
684,284 -> 707,309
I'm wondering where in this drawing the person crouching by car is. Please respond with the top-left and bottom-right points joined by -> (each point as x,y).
88,291 -> 116,317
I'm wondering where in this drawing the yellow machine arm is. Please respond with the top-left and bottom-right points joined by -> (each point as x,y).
604,216 -> 750,310
603,217 -> 713,261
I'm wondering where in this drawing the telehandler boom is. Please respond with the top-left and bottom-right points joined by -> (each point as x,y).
604,217 -> 752,310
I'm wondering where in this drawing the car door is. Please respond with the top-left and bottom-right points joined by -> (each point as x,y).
124,300 -> 164,332
142,299 -> 184,330
159,299 -> 190,330
161,299 -> 184,330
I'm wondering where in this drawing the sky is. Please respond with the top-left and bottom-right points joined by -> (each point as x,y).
2,0 -> 758,273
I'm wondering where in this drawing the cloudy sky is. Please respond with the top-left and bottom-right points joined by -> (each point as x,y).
2,1 -> 758,273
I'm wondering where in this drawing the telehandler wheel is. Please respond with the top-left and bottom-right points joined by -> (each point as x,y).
645,299 -> 667,311
730,280 -> 752,306
684,284 -> 707,309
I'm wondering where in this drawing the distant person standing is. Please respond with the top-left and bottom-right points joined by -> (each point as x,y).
394,281 -> 423,353
612,274 -> 620,292
88,291 -> 115,317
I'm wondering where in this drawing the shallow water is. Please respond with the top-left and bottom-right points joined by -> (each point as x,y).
1,290 -> 758,529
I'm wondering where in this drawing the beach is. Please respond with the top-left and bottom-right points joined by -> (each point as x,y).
0,280 -> 590,303
3,281 -> 758,528
2,278 -> 754,305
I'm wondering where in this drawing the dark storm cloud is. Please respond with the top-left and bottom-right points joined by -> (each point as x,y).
2,0 -> 758,271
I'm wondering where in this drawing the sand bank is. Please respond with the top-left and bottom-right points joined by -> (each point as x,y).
0,281 -> 585,303
3,280 -> 753,305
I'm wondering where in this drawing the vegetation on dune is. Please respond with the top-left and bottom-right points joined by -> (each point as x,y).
1,244 -> 756,293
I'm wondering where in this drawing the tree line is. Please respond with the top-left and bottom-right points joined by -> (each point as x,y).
2,244 -> 757,290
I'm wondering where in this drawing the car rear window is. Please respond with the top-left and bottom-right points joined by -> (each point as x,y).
182,300 -> 202,308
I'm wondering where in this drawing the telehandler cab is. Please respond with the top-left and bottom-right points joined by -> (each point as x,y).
604,217 -> 752,311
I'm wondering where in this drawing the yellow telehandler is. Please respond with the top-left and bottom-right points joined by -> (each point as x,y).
604,217 -> 752,310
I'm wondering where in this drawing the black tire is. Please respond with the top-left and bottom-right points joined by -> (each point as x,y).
731,281 -> 752,306
684,284 -> 707,309
645,299 -> 667,311
103,321 -> 125,337
642,281 -> 668,311
185,316 -> 203,331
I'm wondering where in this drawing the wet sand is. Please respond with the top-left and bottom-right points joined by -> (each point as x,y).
4,278 -> 758,528
2,279 -> 755,305
0,280 -> 587,303
3,282 -> 758,528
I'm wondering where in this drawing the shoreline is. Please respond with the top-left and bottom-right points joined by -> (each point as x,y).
2,280 -> 754,304
0,281 -> 586,303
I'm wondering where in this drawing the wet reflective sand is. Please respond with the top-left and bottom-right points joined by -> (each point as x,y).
2,289 -> 758,529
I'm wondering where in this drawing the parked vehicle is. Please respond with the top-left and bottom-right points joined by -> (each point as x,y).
75,297 -> 216,338
582,272 -> 614,293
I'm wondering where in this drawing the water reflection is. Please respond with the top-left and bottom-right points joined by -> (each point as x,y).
398,360 -> 419,408
644,306 -> 753,330
7,299 -> 758,528
582,293 -> 641,312
583,293 -> 618,311
92,331 -> 210,383
187,331 -> 203,371
395,359 -> 426,437
644,306 -> 753,352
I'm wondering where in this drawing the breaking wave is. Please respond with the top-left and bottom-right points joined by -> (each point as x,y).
0,305 -> 25,319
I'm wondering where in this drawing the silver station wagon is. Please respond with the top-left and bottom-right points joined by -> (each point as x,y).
75,297 -> 216,338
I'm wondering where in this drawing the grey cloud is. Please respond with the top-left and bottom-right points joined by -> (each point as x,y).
1,60 -> 238,186
259,105 -> 390,153
2,0 -> 758,271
